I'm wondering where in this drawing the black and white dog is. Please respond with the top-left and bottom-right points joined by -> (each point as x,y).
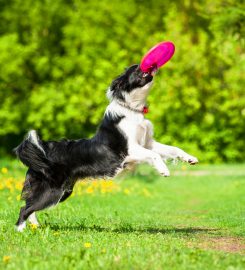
15,64 -> 198,231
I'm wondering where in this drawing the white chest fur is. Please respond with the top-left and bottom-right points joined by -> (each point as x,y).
105,100 -> 198,177
105,101 -> 154,149
119,116 -> 154,149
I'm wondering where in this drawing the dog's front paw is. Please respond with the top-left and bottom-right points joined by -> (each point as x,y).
159,168 -> 170,177
182,155 -> 198,165
188,157 -> 198,165
16,222 -> 26,232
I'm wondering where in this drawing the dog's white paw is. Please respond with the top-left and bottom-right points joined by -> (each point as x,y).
16,222 -> 26,232
153,154 -> 170,177
188,157 -> 198,165
183,155 -> 198,165
159,168 -> 170,177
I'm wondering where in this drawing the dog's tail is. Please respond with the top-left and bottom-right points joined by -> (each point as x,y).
14,130 -> 50,173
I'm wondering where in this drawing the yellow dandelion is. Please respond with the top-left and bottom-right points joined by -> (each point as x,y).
142,188 -> 151,197
123,188 -> 130,195
53,232 -> 59,236
16,195 -> 21,201
3,255 -> 10,263
6,179 -> 13,190
30,223 -> 38,230
100,188 -> 107,194
101,181 -> 107,188
84,242 -> 92,248
15,182 -> 23,191
86,187 -> 94,194
92,181 -> 99,188
101,248 -> 106,253
181,165 -> 187,171
1,167 -> 8,174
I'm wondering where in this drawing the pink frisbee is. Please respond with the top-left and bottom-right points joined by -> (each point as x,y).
140,41 -> 175,74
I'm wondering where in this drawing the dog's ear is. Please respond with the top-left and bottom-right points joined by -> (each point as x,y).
108,64 -> 140,101
109,76 -> 128,101
111,76 -> 125,91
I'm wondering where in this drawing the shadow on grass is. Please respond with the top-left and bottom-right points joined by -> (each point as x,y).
48,223 -> 218,235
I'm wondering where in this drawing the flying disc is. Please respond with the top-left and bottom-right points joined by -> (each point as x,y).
140,41 -> 175,73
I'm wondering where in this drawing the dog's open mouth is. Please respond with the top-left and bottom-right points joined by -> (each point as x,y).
149,64 -> 158,76
142,64 -> 158,77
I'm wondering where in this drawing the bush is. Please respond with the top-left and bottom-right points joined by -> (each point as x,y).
0,0 -> 244,162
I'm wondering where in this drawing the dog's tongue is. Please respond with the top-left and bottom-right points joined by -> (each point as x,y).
140,41 -> 175,74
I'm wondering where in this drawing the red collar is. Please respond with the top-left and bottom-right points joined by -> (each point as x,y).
116,101 -> 149,115
142,106 -> 149,114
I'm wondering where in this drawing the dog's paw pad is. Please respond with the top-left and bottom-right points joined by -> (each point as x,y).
188,157 -> 198,165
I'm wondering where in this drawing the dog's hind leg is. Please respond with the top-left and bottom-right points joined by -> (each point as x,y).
16,171 -> 64,232
59,190 -> 73,203
16,206 -> 33,232
28,212 -> 39,226
16,187 -> 64,232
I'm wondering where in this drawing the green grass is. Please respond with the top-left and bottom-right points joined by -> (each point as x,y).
0,160 -> 245,270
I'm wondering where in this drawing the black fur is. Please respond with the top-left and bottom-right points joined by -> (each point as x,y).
15,64 -> 152,227
110,64 -> 153,101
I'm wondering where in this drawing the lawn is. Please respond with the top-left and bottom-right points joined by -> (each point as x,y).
0,159 -> 245,270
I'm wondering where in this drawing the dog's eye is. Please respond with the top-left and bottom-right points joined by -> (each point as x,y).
142,73 -> 148,78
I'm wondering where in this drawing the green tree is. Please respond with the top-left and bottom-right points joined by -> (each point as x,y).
0,0 -> 244,162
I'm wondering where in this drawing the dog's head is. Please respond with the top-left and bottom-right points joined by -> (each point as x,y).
107,64 -> 153,109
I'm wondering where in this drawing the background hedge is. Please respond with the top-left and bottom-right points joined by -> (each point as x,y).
0,0 -> 244,162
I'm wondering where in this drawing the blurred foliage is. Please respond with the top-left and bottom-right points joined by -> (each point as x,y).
0,0 -> 244,162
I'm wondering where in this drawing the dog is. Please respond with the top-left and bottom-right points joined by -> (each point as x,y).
15,64 -> 198,231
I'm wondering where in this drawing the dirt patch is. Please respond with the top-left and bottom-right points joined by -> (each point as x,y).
188,236 -> 245,254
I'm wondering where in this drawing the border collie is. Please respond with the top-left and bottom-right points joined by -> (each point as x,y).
15,64 -> 198,231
